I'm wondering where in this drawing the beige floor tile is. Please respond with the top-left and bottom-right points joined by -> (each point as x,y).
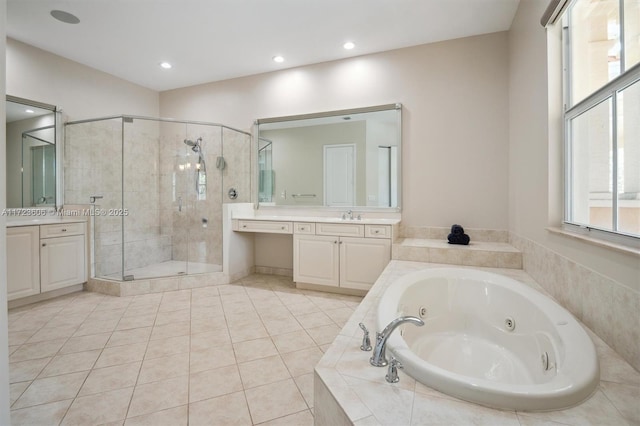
116,313 -> 156,331
190,329 -> 231,352
13,371 -> 89,409
295,311 -> 334,329
107,327 -> 152,348
190,315 -> 227,334
286,301 -> 322,316
305,324 -> 341,346
10,381 -> 31,406
257,409 -> 314,426
294,373 -> 314,408
123,304 -> 159,318
9,357 -> 52,383
79,361 -> 141,396
144,335 -> 190,359
138,352 -> 189,384
188,391 -> 252,426
26,325 -> 79,344
281,347 -> 324,377
59,332 -> 112,355
244,378 -> 308,424
238,355 -> 291,389
39,349 -> 101,378
271,330 -> 317,354
73,318 -> 120,337
10,399 -> 73,426
95,342 -> 147,369
124,405 -> 188,426
190,344 -> 236,373
189,364 -> 243,403
128,375 -> 189,418
61,386 -> 134,425
228,322 -> 270,343
263,317 -> 304,336
9,338 -> 67,363
86,307 -> 127,322
8,330 -> 38,346
233,337 -> 278,363
149,321 -> 190,340
155,308 -> 190,326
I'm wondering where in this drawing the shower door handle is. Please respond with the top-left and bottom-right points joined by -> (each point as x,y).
178,196 -> 183,212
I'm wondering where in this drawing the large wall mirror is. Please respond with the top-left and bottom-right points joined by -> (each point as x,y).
6,96 -> 62,209
255,103 -> 401,210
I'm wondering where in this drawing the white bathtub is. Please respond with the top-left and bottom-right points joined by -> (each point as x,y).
377,267 -> 599,411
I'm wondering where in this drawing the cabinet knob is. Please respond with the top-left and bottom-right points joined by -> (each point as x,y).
61,229 -> 67,232
375,230 -> 380,234
339,241 -> 343,244
42,243 -> 47,247
242,225 -> 247,228
281,226 -> 285,230
334,240 -> 338,244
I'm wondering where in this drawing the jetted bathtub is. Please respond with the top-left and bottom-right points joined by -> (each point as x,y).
377,267 -> 599,411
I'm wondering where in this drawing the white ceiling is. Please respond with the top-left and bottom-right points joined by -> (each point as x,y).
7,0 -> 520,92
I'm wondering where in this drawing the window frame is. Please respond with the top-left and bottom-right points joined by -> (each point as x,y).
562,1 -> 640,247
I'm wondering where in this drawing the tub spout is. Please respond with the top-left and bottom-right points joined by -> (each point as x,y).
370,316 -> 424,367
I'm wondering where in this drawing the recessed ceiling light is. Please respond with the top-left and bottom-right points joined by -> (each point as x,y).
50,10 -> 80,24
160,62 -> 172,69
272,55 -> 285,63
343,41 -> 356,50
25,109 -> 35,114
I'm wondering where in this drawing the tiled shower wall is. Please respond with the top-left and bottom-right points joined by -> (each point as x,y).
65,118 -> 170,277
509,233 -> 640,371
66,118 -> 251,278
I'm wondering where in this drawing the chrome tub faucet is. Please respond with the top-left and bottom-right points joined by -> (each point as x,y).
370,316 -> 424,367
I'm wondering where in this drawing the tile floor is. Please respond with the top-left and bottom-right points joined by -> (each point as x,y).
7,274 -> 362,425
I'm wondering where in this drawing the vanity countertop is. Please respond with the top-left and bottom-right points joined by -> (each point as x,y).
5,216 -> 87,227
231,214 -> 400,226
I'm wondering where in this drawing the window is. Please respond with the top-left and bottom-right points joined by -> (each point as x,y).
564,0 -> 640,242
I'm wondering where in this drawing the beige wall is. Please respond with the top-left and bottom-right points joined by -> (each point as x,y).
1,0 -> 12,422
160,31 -> 511,230
6,38 -> 159,120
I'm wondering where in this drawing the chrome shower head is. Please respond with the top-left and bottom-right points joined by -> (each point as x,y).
184,138 -> 202,153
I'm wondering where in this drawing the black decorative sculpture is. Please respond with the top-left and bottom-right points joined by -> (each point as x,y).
447,224 -> 470,245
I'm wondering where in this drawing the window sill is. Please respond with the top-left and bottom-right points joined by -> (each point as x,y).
546,227 -> 640,258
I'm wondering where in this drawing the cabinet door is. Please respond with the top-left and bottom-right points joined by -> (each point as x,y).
293,234 -> 340,287
40,234 -> 87,293
339,237 -> 391,291
7,226 -> 40,301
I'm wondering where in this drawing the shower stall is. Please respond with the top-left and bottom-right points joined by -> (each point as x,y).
64,116 -> 251,282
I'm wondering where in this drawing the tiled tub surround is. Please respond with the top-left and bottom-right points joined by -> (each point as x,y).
8,274 -> 360,425
315,260 -> 640,426
393,225 -> 523,269
510,233 -> 640,373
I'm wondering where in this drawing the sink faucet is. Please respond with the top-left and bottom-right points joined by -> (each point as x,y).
370,316 -> 424,367
342,210 -> 354,220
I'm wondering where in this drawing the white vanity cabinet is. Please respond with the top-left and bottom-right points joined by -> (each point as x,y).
6,221 -> 88,301
40,223 -> 87,293
7,226 -> 41,300
293,223 -> 391,292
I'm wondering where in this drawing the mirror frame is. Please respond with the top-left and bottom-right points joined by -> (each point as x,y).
254,103 -> 402,212
6,95 -> 64,210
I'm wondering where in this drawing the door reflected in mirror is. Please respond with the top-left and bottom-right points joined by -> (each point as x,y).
6,96 -> 59,209
256,103 -> 401,209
